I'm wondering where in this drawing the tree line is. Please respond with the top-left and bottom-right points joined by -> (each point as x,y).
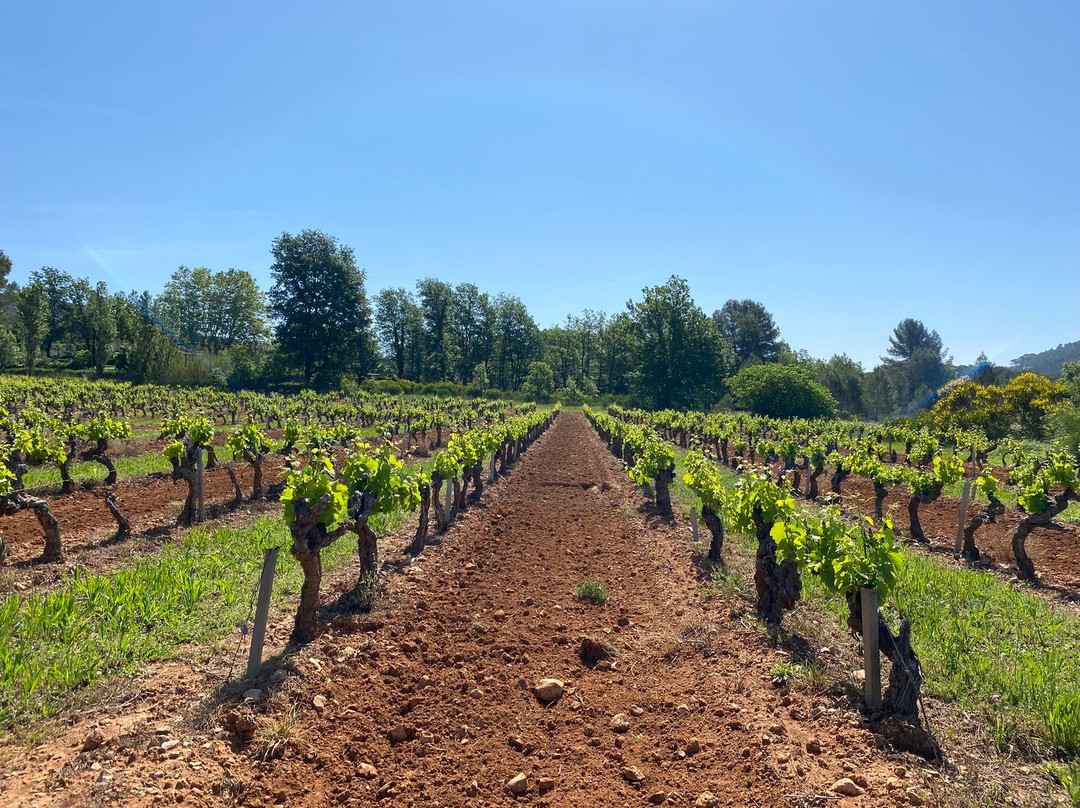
0,231 -> 1024,419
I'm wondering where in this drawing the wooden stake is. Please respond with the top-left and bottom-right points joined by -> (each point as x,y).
861,586 -> 881,711
444,481 -> 453,523
690,507 -> 700,543
246,546 -> 279,681
489,454 -> 496,484
954,480 -> 972,555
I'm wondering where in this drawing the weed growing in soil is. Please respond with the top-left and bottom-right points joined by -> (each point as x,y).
574,580 -> 609,605
1043,761 -> 1080,806
768,661 -> 828,693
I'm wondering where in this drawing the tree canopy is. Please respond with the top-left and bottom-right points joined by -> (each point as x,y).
267,230 -> 373,389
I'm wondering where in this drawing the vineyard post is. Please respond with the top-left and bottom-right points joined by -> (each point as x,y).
444,482 -> 453,524
196,446 -> 205,522
954,480 -> 972,555
690,506 -> 700,544
861,586 -> 881,711
246,546 -> 279,681
489,453 -> 496,484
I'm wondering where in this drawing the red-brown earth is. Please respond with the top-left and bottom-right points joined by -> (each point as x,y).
0,413 -> 926,808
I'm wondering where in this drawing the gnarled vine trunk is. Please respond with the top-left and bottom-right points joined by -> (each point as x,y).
1,491 -> 62,561
845,592 -> 937,757
80,439 -> 117,485
469,464 -> 484,501
806,466 -> 823,500
702,504 -> 724,561
753,506 -> 801,627
104,491 -> 131,540
961,491 -> 1005,562
432,475 -> 449,533
907,482 -> 943,543
1012,490 -> 1079,580
873,482 -> 888,521
408,481 -> 431,555
830,466 -> 849,496
654,464 -> 675,517
289,496 -> 346,645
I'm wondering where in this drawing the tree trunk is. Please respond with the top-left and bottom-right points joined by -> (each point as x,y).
205,445 -> 217,470
104,491 -> 131,539
961,492 -> 1004,562
720,439 -> 729,467
753,507 -> 801,627
703,504 -> 724,561
1012,490 -> 1079,580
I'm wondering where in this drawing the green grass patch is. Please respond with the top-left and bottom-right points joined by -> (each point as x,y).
0,509 -> 402,731
573,580 -> 609,605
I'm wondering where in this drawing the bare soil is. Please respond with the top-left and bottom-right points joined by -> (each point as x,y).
0,414 -> 922,808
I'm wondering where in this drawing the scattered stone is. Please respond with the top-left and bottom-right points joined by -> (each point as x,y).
578,636 -> 615,666
419,731 -> 435,744
534,678 -> 565,702
621,765 -> 645,783
610,713 -> 631,733
617,616 -> 631,627
768,723 -> 785,735
82,729 -> 106,753
388,725 -> 413,743
694,793 -> 720,808
805,739 -> 822,754
509,736 -> 527,752
465,781 -> 479,797
537,777 -> 555,794
647,791 -> 669,804
160,739 -> 181,751
831,778 -> 864,797
906,788 -> 927,806
358,762 -> 378,779
507,772 -> 529,795
270,669 -> 288,684
684,738 -> 700,756
494,610 -> 507,621
469,687 -> 484,699
242,688 -> 263,703
630,705 -> 645,717
312,695 -> 327,711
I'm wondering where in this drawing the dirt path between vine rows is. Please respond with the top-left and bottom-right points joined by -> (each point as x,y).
1,413 -> 915,808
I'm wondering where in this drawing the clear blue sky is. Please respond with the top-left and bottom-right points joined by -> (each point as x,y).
2,1 -> 1077,370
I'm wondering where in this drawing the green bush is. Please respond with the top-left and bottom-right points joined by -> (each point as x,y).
729,363 -> 838,419
69,349 -> 92,370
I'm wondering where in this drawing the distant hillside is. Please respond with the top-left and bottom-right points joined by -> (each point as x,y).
1011,340 -> 1080,376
